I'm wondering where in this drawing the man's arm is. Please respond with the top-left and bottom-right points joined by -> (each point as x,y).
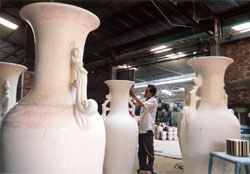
130,87 -> 144,107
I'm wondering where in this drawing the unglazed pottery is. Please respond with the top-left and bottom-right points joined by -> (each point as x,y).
178,56 -> 240,174
0,62 -> 27,121
0,3 -> 105,174
102,80 -> 138,174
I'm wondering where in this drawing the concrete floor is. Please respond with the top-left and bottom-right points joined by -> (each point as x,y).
133,154 -> 248,174
132,139 -> 248,174
133,155 -> 183,174
133,139 -> 183,174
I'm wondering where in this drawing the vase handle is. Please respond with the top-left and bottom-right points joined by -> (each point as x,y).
180,74 -> 202,125
101,93 -> 111,119
70,42 -> 98,130
1,80 -> 10,119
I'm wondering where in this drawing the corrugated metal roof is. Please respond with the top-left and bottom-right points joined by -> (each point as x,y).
0,0 -> 249,83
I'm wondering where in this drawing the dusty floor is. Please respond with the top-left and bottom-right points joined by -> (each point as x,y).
133,154 -> 248,174
132,139 -> 248,174
133,155 -> 183,174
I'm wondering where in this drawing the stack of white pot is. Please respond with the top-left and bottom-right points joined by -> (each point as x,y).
166,126 -> 178,140
173,127 -> 178,140
167,126 -> 174,140
160,130 -> 167,140
155,125 -> 164,140
155,124 -> 179,141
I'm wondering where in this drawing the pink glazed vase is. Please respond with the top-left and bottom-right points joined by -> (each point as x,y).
0,3 -> 105,174
0,62 -> 27,122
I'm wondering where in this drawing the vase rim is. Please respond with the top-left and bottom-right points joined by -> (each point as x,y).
191,56 -> 232,59
188,56 -> 233,61
0,62 -> 27,71
104,80 -> 134,89
105,79 -> 134,84
188,56 -> 233,66
20,2 -> 100,31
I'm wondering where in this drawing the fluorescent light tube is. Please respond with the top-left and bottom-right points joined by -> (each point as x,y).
232,22 -> 250,33
154,48 -> 172,54
150,45 -> 167,52
0,17 -> 18,30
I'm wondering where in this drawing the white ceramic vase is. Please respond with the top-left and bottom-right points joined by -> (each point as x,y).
0,3 -> 105,174
178,56 -> 240,174
0,62 -> 27,122
103,80 -> 138,174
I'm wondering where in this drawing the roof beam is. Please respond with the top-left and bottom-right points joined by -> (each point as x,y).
168,1 -> 213,37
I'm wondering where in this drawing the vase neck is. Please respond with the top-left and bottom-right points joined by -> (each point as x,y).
110,91 -> 130,115
105,80 -> 133,115
19,3 -> 100,106
25,24 -> 83,106
28,63 -> 75,106
188,57 -> 233,108
195,65 -> 228,107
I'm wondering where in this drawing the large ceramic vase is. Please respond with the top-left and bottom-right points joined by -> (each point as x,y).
0,62 -> 27,122
0,3 -> 105,174
178,56 -> 240,174
103,80 -> 138,174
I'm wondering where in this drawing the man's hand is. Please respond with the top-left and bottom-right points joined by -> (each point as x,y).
130,87 -> 144,107
130,87 -> 136,98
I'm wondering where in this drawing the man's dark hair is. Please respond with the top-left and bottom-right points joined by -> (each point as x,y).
148,84 -> 157,96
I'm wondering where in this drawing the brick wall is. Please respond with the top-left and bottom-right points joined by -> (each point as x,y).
17,71 -> 34,101
223,37 -> 250,109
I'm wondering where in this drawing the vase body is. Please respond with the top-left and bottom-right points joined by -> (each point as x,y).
178,56 -> 240,174
0,3 -> 105,174
103,80 -> 138,174
0,62 -> 27,122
